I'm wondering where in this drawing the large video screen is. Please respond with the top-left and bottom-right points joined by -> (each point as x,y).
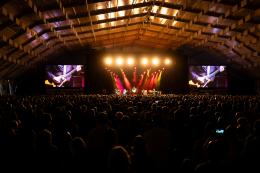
45,65 -> 84,88
189,65 -> 227,88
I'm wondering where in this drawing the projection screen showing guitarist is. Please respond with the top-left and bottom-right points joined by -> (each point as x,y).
189,66 -> 227,88
45,65 -> 84,88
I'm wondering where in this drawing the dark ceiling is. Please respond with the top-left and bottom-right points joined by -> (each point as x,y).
0,0 -> 260,78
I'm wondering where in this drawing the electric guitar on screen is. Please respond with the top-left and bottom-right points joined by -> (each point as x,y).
52,65 -> 81,86
197,66 -> 225,87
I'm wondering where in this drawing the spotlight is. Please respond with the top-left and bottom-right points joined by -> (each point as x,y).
104,57 -> 112,65
165,58 -> 171,65
152,58 -> 159,65
127,58 -> 134,65
141,58 -> 148,65
116,57 -> 123,66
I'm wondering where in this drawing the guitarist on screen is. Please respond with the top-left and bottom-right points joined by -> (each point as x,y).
46,65 -> 82,87
191,66 -> 225,88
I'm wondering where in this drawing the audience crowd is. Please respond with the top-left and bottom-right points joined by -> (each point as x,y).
0,94 -> 259,172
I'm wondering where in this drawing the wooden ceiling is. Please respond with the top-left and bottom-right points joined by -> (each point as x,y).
0,0 -> 260,78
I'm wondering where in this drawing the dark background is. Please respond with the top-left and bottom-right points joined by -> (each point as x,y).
15,46 -> 256,95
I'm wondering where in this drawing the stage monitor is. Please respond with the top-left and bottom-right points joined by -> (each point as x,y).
45,65 -> 85,88
189,65 -> 227,88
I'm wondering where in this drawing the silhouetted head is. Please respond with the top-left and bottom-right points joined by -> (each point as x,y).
96,111 -> 108,125
132,135 -> 145,153
115,111 -> 124,120
71,137 -> 87,156
37,129 -> 52,146
206,139 -> 227,161
108,146 -> 131,173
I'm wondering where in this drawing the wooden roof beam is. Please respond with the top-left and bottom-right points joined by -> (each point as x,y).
235,36 -> 259,56
33,19 -> 231,50
45,13 -> 238,44
91,37 -> 167,49
39,0 -> 110,11
0,63 -> 21,78
214,47 -> 248,67
8,66 -> 27,79
1,64 -> 27,79
56,0 -> 83,46
151,0 -> 173,41
1,64 -> 21,78
56,21 -> 223,45
86,0 -> 96,42
79,31 -> 173,45
46,11 -> 230,39
95,30 -> 138,42
44,0 -> 250,36
0,20 -> 13,31
233,42 -> 259,64
223,42 -> 255,65
91,41 -> 134,49
1,30 -> 31,65
46,1 -> 152,23
26,43 -> 63,64
25,0 -> 69,60
122,0 -> 138,46
193,11 -> 258,63
136,1 -> 157,42
0,61 -> 11,72
2,2 -> 53,63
